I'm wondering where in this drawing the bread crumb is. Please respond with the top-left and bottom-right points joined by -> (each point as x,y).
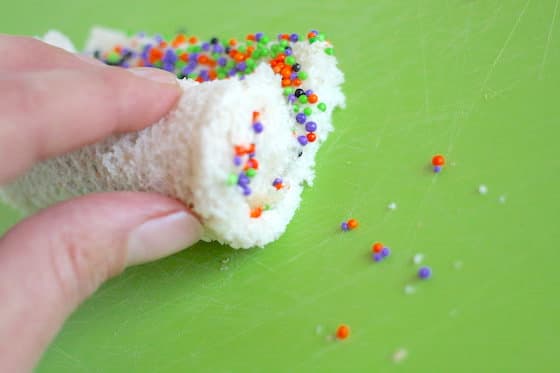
387,202 -> 397,211
412,253 -> 424,265
478,184 -> 488,195
393,348 -> 408,363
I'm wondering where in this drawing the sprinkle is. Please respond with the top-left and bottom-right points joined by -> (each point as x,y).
418,266 -> 432,279
307,133 -> 317,142
340,222 -> 349,231
242,185 -> 252,196
372,242 -> 384,253
412,253 -> 424,265
250,207 -> 262,218
387,202 -> 397,210
226,174 -> 238,185
433,165 -> 442,173
298,95 -> 308,104
292,63 -> 301,72
325,47 -> 334,55
252,122 -> 264,133
478,184 -> 488,195
336,325 -> 350,340
296,113 -> 307,124
347,219 -> 359,230
318,102 -> 327,112
305,121 -> 317,132
294,88 -> 305,97
298,71 -> 308,80
246,168 -> 257,177
373,253 -> 383,262
297,135 -> 308,146
303,107 -> 312,116
381,247 -> 391,257
432,155 -> 445,166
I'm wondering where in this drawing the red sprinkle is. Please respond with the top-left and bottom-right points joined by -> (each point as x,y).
432,155 -> 445,166
336,325 -> 350,340
347,219 -> 359,230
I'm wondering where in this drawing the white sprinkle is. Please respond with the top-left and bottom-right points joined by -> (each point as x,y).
388,202 -> 397,211
498,195 -> 507,204
453,260 -> 463,270
220,257 -> 230,264
404,285 -> 416,295
315,325 -> 324,335
393,348 -> 408,363
412,253 -> 424,265
478,184 -> 488,195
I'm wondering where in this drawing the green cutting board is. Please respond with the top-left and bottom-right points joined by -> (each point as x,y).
1,0 -> 559,371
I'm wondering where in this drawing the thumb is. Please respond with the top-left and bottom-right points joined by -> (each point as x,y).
0,192 -> 202,371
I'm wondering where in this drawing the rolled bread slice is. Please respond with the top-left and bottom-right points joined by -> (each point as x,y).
0,28 -> 345,248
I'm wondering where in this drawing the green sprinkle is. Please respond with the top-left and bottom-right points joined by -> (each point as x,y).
284,87 -> 293,96
227,174 -> 238,186
258,47 -> 270,57
293,104 -> 300,113
176,60 -> 187,69
212,52 -> 221,60
238,45 -> 247,53
153,61 -> 163,68
270,44 -> 279,53
245,66 -> 255,74
280,39 -> 289,47
226,60 -> 236,68
175,48 -> 185,56
246,58 -> 256,68
260,36 -> 270,44
318,102 -> 327,112
298,71 -> 308,80
217,72 -> 227,80
317,33 -> 326,41
309,37 -> 317,44
264,204 -> 271,211
105,52 -> 121,64
298,95 -> 308,104
285,56 -> 296,65
304,107 -> 312,116
325,47 -> 335,56
252,50 -> 261,59
187,73 -> 198,79
246,168 -> 257,177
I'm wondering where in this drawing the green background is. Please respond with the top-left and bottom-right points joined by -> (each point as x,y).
1,0 -> 559,371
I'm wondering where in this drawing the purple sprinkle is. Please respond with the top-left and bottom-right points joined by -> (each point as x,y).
190,53 -> 200,63
273,178 -> 282,186
381,247 -> 391,257
201,42 -> 211,51
213,44 -> 224,54
288,94 -> 297,104
142,44 -> 152,52
296,113 -> 307,124
255,32 -> 264,41
218,57 -> 227,66
341,222 -> 349,231
434,165 -> 442,173
290,72 -> 298,80
242,185 -> 252,196
248,152 -> 256,158
233,156 -> 242,166
163,62 -> 175,72
154,34 -> 164,43
228,68 -> 237,77
373,253 -> 383,262
311,29 -> 319,34
418,267 -> 432,279
290,33 -> 299,42
237,61 -> 247,71
182,65 -> 194,75
238,173 -> 250,186
253,122 -> 264,133
297,135 -> 308,146
284,47 -> 293,56
239,75 -> 246,81
305,121 -> 317,132
199,69 -> 209,79
305,89 -> 313,96
163,49 -> 177,64
277,33 -> 283,41
121,62 -> 130,68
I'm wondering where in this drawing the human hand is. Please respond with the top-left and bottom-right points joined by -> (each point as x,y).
0,35 -> 203,371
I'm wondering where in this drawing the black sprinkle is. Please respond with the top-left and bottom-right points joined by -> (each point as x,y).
106,59 -> 123,66
93,50 -> 100,59
292,63 -> 301,72
298,151 -> 303,158
225,46 -> 231,54
123,51 -> 134,60
294,88 -> 305,97
210,37 -> 219,44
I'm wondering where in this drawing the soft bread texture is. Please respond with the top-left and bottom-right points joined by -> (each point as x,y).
0,28 -> 345,248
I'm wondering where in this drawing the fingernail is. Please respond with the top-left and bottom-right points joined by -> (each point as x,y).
128,67 -> 179,85
75,54 -> 105,66
126,211 -> 202,266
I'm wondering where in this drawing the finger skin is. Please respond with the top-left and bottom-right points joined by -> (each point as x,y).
0,192 -> 202,372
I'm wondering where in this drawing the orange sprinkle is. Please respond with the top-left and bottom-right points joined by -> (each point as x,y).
208,59 -> 217,68
307,133 -> 317,142
347,219 -> 359,230
273,66 -> 283,74
281,79 -> 291,87
276,54 -> 286,61
372,242 -> 384,253
336,325 -> 350,340
308,94 -> 318,104
270,60 -> 278,68
307,32 -> 316,39
234,145 -> 246,156
209,69 -> 217,80
179,53 -> 189,62
247,143 -> 256,154
281,66 -> 292,79
247,158 -> 259,170
247,45 -> 255,53
292,78 -> 302,87
195,76 -> 204,83
159,41 -> 168,48
197,55 -> 209,64
275,183 -> 283,190
229,38 -> 237,46
246,34 -> 255,41
188,36 -> 198,44
234,52 -> 245,62
252,111 -> 260,122
113,45 -> 122,53
250,207 -> 262,218
172,34 -> 187,47
281,34 -> 290,40
149,48 -> 164,63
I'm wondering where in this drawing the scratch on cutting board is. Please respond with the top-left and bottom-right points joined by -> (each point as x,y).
539,0 -> 558,78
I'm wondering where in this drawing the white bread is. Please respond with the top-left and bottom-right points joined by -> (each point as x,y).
0,28 -> 345,248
